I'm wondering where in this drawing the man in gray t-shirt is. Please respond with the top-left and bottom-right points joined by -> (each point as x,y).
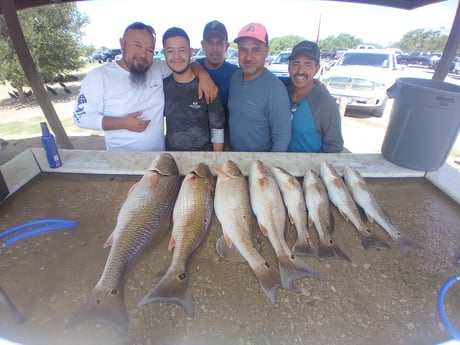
162,27 -> 225,151
228,23 -> 291,152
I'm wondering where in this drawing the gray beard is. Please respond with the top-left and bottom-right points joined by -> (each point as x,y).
129,69 -> 147,87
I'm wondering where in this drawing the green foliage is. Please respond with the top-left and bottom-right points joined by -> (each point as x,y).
268,35 -> 305,55
397,28 -> 453,53
0,3 -> 89,92
318,33 -> 363,51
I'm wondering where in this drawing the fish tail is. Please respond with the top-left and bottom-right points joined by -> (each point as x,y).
318,240 -> 351,262
277,254 -> 324,290
292,236 -> 319,258
357,227 -> 391,250
395,235 -> 423,255
252,262 -> 281,304
137,269 -> 194,317
67,285 -> 129,335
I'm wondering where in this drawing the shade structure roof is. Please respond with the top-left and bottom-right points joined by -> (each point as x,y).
0,0 -> 448,13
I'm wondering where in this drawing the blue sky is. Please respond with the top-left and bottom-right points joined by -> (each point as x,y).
77,0 -> 457,49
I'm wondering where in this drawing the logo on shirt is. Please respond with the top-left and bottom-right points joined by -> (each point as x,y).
189,101 -> 201,109
74,94 -> 87,123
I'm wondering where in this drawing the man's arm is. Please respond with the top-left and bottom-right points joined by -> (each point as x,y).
269,83 -> 292,152
73,72 -> 150,133
208,95 -> 225,152
191,61 -> 218,104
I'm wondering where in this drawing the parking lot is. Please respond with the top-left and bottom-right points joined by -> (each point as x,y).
340,66 -> 460,169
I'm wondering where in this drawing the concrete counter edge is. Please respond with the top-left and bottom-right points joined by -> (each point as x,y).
1,148 -> 458,205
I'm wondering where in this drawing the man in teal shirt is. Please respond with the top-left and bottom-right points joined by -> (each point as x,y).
287,40 -> 344,153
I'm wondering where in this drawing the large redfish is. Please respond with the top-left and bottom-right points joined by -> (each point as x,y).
214,160 -> 281,304
67,153 -> 180,335
343,165 -> 421,255
138,163 -> 215,317
249,160 -> 323,290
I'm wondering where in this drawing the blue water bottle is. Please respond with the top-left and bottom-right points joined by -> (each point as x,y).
40,122 -> 62,168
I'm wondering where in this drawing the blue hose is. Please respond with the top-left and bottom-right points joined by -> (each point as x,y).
0,218 -> 77,239
437,275 -> 460,341
0,219 -> 79,247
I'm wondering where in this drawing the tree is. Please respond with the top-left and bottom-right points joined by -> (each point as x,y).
268,35 -> 305,55
318,33 -> 363,51
397,28 -> 453,53
0,3 -> 89,101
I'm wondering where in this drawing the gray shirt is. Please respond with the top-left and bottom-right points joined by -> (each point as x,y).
164,75 -> 225,151
228,69 -> 291,152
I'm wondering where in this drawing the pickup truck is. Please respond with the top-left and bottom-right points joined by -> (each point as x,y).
396,51 -> 431,67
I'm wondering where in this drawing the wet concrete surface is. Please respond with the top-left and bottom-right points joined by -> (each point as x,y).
0,173 -> 459,345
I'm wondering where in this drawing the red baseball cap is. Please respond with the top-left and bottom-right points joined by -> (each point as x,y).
234,23 -> 268,44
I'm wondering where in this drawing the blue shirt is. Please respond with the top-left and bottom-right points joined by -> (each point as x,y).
228,69 -> 291,152
288,99 -> 322,152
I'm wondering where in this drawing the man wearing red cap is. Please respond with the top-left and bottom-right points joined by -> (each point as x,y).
228,23 -> 291,152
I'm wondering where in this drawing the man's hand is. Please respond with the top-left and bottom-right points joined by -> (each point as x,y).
190,61 -> 218,104
102,111 -> 150,132
197,72 -> 218,104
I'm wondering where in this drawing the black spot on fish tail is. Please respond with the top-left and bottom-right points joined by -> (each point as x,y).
292,236 -> 319,258
137,269 -> 194,317
277,254 -> 325,291
317,240 -> 351,262
66,285 -> 129,335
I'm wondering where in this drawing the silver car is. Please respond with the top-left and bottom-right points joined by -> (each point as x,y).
321,49 -> 401,117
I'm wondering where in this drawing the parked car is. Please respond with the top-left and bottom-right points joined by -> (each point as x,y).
267,49 -> 292,78
89,51 -> 104,63
396,51 -> 431,67
102,48 -> 122,62
429,53 -> 457,72
321,49 -> 401,117
357,45 -> 376,49
225,47 -> 239,66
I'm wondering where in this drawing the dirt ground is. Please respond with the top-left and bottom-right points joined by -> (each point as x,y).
0,173 -> 459,345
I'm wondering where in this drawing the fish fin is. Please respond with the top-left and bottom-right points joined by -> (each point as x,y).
365,211 -> 375,223
357,227 -> 391,251
149,174 -> 159,187
213,166 -> 228,177
292,236 -> 319,258
395,234 -> 423,255
318,239 -> 350,262
137,269 -> 194,317
168,234 -> 176,251
223,231 -> 233,248
338,208 -> 350,223
127,182 -> 137,196
102,231 -> 115,248
257,176 -> 269,190
258,223 -> 269,237
277,254 -> 324,290
67,285 -> 128,335
252,261 -> 281,304
307,214 -> 313,228
287,212 -> 295,225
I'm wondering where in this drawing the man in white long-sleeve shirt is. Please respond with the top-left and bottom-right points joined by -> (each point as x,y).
73,22 -> 217,151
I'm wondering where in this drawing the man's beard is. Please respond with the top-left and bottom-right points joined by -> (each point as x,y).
127,59 -> 150,86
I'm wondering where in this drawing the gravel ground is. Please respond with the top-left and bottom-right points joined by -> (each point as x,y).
0,172 -> 459,345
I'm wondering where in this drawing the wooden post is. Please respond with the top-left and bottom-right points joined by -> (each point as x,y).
432,0 -> 460,81
0,0 -> 73,149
